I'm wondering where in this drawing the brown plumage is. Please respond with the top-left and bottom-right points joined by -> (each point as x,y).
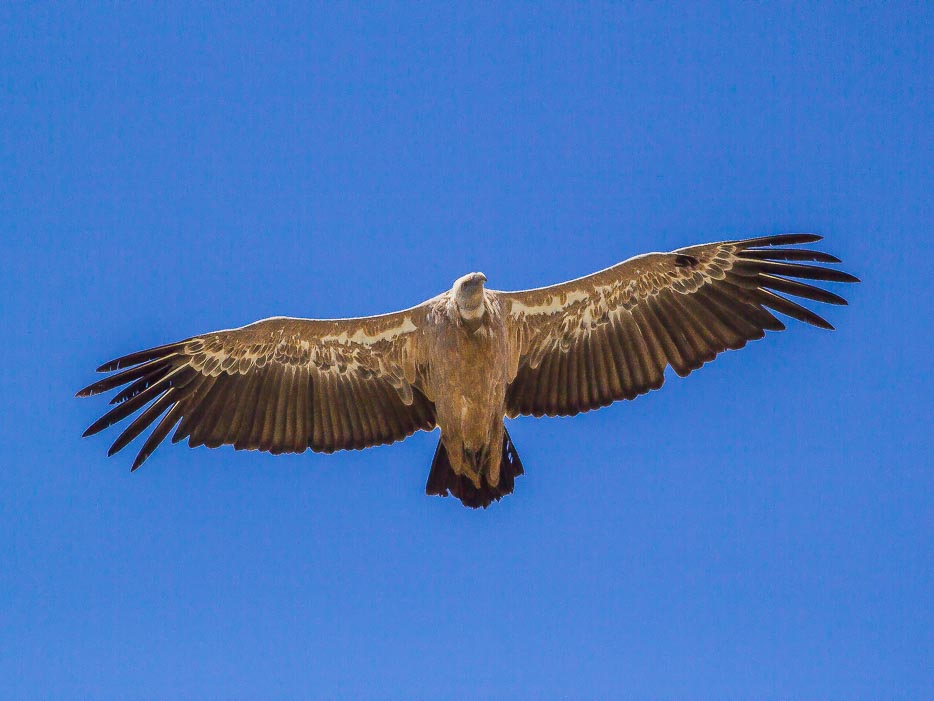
78,234 -> 858,507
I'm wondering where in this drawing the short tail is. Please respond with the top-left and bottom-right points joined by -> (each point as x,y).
425,427 -> 524,509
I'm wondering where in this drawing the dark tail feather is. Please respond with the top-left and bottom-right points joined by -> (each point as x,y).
425,427 -> 525,509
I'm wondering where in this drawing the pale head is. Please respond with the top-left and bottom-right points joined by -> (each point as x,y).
453,272 -> 487,321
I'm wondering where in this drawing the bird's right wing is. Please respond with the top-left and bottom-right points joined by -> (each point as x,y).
501,234 -> 858,418
77,308 -> 437,469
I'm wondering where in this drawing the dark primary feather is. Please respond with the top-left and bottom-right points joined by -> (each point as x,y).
76,355 -> 179,398
96,342 -> 187,373
741,248 -> 841,263
734,233 -> 823,247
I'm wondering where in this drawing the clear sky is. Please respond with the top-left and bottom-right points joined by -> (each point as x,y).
1,3 -> 931,699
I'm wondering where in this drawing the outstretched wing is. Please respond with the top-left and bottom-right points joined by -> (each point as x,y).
78,308 -> 436,469
501,234 -> 858,418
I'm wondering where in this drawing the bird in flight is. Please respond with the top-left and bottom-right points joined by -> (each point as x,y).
78,234 -> 857,508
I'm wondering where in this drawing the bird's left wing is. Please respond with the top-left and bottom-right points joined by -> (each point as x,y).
500,234 -> 858,418
77,308 -> 436,469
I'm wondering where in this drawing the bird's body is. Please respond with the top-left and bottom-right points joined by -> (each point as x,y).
425,283 -> 511,490
79,234 -> 858,508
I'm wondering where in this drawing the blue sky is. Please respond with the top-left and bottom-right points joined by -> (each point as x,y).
1,3 -> 931,699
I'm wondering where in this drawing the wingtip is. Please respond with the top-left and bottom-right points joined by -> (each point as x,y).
773,233 -> 822,244
82,413 -> 113,436
76,382 -> 104,398
796,233 -> 822,243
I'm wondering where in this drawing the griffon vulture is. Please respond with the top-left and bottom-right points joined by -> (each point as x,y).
78,234 -> 857,507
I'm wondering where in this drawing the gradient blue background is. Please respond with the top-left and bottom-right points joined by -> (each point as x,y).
1,3 -> 931,699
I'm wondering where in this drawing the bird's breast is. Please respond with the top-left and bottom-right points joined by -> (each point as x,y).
426,308 -> 510,442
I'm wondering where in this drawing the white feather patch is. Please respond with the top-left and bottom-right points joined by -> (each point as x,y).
320,317 -> 417,345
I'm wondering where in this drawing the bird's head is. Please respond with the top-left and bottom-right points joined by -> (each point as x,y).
453,272 -> 487,322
